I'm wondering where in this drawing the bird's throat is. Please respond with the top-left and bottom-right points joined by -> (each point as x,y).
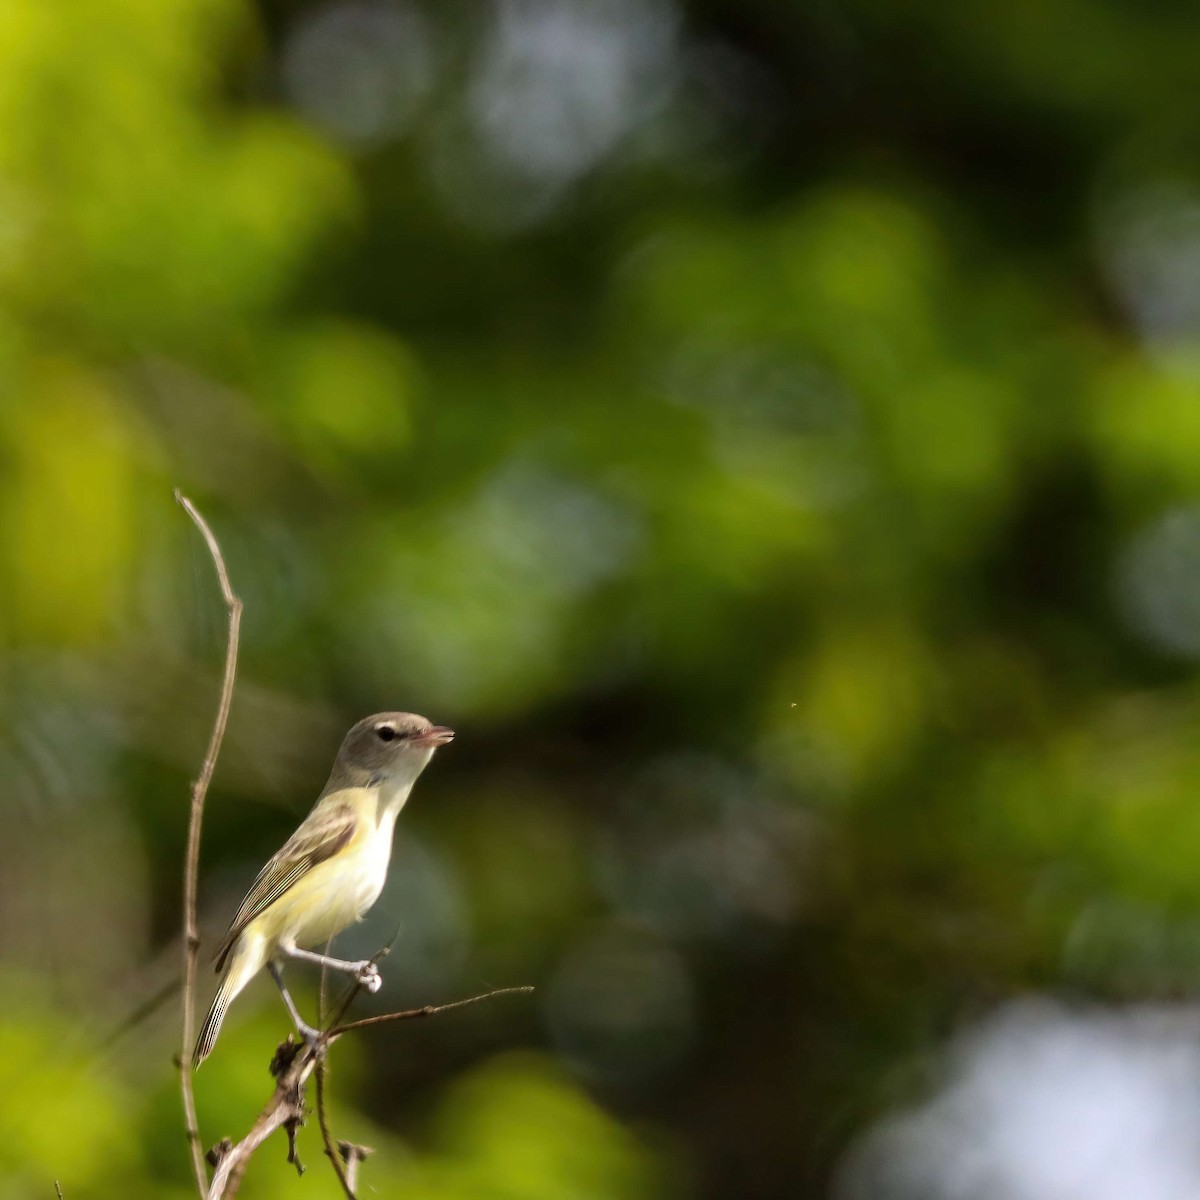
376,777 -> 413,826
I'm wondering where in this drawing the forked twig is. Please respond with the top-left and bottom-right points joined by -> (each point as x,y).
309,975 -> 532,1199
313,943 -> 392,1199
205,1045 -> 317,1200
206,985 -> 530,1200
175,490 -> 243,1198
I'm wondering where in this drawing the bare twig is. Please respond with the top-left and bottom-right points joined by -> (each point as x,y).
329,985 -> 534,1039
313,942 -> 391,1198
55,1182 -> 64,1199
314,940 -> 393,1195
311,983 -> 533,1200
175,490 -> 243,1199
315,1056 -> 356,1200
312,939 -> 394,1049
205,984 -> 531,1199
206,1043 -> 317,1200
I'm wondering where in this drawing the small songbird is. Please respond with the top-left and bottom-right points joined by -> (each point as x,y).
193,711 -> 453,1066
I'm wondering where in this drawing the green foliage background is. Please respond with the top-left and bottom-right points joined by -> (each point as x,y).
3,0 -> 1200,1196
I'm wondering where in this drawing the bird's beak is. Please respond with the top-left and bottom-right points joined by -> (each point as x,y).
416,725 -> 455,747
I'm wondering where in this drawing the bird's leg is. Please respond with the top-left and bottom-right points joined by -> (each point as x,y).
268,961 -> 322,1047
279,942 -> 383,994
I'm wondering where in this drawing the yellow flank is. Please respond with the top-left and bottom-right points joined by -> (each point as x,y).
248,787 -> 396,954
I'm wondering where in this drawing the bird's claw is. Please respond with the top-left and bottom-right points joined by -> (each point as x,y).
355,962 -> 382,993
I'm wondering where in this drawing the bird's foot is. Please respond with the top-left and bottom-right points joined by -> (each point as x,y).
354,961 -> 382,993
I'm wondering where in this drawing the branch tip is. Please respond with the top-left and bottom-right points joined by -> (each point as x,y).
329,984 -> 535,1039
175,492 -> 242,1199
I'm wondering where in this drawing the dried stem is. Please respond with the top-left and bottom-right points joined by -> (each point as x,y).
329,985 -> 534,1039
315,1057 -> 356,1200
205,984 -> 529,1199
175,490 -> 243,1198
312,980 -> 531,1198
313,944 -> 389,1198
206,1044 -> 318,1200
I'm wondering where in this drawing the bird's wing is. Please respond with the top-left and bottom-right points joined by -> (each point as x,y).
213,802 -> 359,970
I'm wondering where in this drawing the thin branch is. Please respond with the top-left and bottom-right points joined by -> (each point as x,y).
315,1056 -> 356,1200
175,490 -> 243,1199
329,985 -> 534,1039
311,981 -> 532,1198
205,983 -> 531,1199
55,1182 -> 64,1200
323,940 -> 393,1035
206,1044 -> 317,1200
314,940 -> 396,1199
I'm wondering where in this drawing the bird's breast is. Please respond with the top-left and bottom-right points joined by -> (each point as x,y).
260,813 -> 397,951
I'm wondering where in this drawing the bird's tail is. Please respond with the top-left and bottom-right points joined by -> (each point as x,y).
193,935 -> 263,1068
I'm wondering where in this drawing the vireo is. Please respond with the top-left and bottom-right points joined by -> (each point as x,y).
193,711 -> 453,1066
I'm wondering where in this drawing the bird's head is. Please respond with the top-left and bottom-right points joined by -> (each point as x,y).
332,711 -> 454,789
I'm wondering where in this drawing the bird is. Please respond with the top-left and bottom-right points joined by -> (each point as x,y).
193,711 -> 453,1066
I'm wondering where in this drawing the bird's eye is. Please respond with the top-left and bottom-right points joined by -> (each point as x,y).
376,726 -> 397,742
